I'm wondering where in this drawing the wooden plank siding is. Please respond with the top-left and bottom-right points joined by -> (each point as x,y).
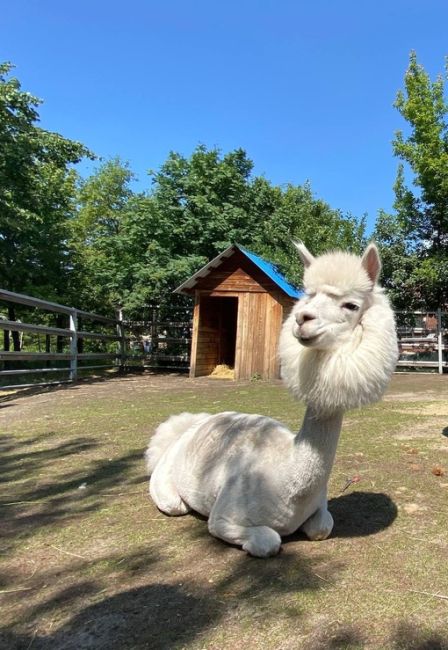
187,250 -> 300,380
233,292 -> 285,380
189,296 -> 200,378
193,250 -> 279,294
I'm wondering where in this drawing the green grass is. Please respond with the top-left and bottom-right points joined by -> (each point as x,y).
0,373 -> 447,649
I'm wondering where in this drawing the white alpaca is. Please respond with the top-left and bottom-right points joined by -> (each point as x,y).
146,243 -> 398,557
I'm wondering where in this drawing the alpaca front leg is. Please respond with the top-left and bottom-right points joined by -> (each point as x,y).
208,494 -> 281,558
149,457 -> 191,516
301,505 -> 334,541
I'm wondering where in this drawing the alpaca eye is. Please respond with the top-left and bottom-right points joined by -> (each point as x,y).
343,303 -> 359,311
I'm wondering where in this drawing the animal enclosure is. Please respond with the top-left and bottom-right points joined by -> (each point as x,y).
1,373 -> 447,648
175,245 -> 301,380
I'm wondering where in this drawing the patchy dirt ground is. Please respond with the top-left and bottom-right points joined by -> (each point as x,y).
0,372 -> 447,649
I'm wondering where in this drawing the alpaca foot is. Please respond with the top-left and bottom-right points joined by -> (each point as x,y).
208,516 -> 282,557
156,496 -> 191,516
150,481 -> 191,515
242,526 -> 282,557
301,508 -> 334,541
149,473 -> 191,516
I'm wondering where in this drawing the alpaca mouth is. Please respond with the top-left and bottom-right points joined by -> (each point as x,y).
293,323 -> 324,345
299,334 -> 320,345
297,330 -> 323,346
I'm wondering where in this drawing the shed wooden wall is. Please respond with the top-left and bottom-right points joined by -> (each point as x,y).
235,292 -> 281,379
192,249 -> 280,294
187,250 -> 297,380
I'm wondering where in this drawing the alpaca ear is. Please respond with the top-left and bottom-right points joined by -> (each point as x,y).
361,243 -> 381,284
293,241 -> 315,268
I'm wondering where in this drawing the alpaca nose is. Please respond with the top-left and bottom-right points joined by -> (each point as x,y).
295,310 -> 316,326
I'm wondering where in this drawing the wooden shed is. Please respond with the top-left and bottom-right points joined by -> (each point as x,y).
174,244 -> 301,380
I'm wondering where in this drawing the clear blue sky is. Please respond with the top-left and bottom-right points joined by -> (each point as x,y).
2,0 -> 447,233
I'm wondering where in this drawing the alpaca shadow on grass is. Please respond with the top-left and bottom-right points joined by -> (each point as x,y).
0,583 -> 220,650
282,491 -> 397,545
442,426 -> 448,438
329,491 -> 398,538
1,431 -> 144,547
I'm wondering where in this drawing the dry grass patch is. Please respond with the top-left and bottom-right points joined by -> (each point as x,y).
0,373 -> 447,649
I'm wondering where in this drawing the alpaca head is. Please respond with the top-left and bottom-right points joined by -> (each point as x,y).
279,243 -> 399,414
292,242 -> 381,351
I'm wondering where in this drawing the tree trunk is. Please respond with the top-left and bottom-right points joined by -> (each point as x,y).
4,328 -> 10,352
8,305 -> 21,351
77,316 -> 84,353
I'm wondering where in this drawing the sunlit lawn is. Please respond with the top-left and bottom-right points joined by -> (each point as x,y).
1,373 -> 447,649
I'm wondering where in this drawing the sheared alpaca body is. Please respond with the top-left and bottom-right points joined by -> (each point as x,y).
146,244 -> 398,557
147,409 -> 341,556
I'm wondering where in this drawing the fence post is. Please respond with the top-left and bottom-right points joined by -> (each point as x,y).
437,309 -> 443,375
116,308 -> 126,372
69,309 -> 78,382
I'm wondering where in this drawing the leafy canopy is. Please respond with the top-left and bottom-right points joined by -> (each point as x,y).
375,52 -> 448,309
0,62 -> 92,301
71,147 -> 366,318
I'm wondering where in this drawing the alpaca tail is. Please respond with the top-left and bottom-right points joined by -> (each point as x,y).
145,412 -> 210,475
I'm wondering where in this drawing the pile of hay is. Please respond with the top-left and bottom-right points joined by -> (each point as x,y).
209,364 -> 235,379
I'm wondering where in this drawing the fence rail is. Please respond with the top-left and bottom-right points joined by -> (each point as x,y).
1,289 -> 446,389
125,316 -> 192,372
0,289 -> 126,389
396,309 -> 447,374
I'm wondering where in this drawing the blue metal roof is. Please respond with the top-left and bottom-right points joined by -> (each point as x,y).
174,243 -> 302,299
237,245 -> 302,299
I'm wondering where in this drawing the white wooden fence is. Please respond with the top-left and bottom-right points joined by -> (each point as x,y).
1,288 -> 446,389
396,310 -> 447,374
0,289 -> 126,389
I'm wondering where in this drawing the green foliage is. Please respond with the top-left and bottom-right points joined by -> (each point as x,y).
253,182 -> 366,287
0,62 -> 92,300
70,147 -> 366,318
376,52 -> 448,309
70,158 -> 136,311
1,64 -> 366,319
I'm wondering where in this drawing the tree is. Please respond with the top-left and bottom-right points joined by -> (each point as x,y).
0,62 -> 92,302
378,52 -> 448,308
146,146 -> 365,301
253,182 -> 366,287
148,145 -> 267,257
131,146 -> 280,316
373,210 -> 419,308
72,147 -> 367,319
70,158 -> 135,312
